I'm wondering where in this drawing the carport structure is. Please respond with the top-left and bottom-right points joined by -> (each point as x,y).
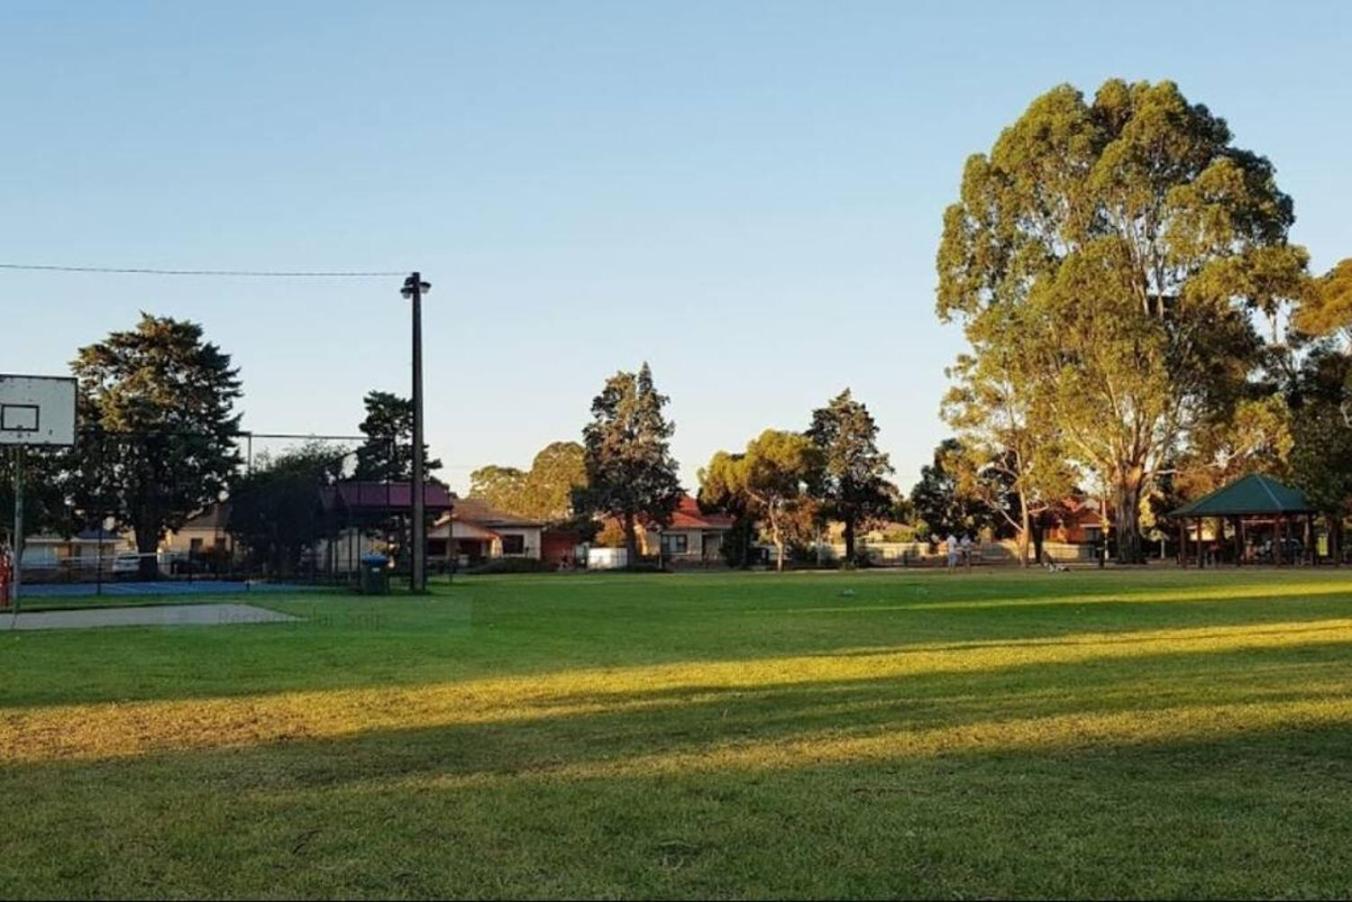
1168,474 -> 1318,567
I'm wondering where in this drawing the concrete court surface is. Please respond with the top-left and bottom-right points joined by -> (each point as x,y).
1,603 -> 300,631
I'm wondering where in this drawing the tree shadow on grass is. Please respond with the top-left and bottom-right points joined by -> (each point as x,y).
3,676 -> 1351,899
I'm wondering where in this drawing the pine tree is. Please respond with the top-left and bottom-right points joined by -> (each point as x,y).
575,363 -> 682,564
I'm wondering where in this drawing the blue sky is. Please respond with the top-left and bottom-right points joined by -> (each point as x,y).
3,0 -> 1350,493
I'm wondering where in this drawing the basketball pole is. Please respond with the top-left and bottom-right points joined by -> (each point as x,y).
12,444 -> 24,613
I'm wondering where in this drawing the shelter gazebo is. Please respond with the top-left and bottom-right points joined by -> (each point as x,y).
1168,474 -> 1316,567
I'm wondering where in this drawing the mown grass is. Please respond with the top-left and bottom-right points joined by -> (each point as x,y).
2,567 -> 1351,898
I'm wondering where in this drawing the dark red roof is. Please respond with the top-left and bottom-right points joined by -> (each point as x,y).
321,481 -> 455,512
668,494 -> 735,530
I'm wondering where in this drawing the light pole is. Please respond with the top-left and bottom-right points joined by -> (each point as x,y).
402,272 -> 431,593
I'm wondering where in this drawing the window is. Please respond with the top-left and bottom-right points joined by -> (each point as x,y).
501,534 -> 526,555
661,533 -> 689,556
190,538 -> 204,554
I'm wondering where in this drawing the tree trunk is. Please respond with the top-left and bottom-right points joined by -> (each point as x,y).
1017,497 -> 1031,568
1031,512 -> 1046,566
770,501 -> 784,572
1113,473 -> 1145,564
623,510 -> 638,569
843,517 -> 856,564
135,524 -> 160,580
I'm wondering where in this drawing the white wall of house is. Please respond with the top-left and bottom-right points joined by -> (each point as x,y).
493,527 -> 542,559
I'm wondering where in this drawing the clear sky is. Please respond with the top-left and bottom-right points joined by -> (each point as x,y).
3,0 -> 1349,493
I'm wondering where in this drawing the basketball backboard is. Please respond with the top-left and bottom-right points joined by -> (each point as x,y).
0,374 -> 77,446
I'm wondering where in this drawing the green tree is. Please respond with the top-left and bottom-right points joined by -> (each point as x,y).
471,441 -> 588,522
805,389 -> 895,563
353,390 -> 442,482
699,430 -> 823,572
908,439 -> 996,542
937,80 -> 1309,562
1288,348 -> 1352,560
71,314 -> 242,577
574,363 -> 682,564
523,441 -> 587,522
941,302 -> 1073,565
0,448 -> 74,545
468,464 -> 529,513
1293,259 -> 1352,343
228,442 -> 347,577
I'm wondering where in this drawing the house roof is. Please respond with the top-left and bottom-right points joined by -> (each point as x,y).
442,495 -> 543,528
321,481 -> 455,513
1169,474 -> 1313,517
180,503 -> 231,530
667,494 -> 735,530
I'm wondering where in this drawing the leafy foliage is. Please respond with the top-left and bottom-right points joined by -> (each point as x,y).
228,442 -> 347,577
937,80 -> 1309,561
574,363 -> 682,562
909,439 -> 997,541
353,390 -> 442,483
700,430 -> 823,571
805,390 -> 895,562
469,441 -> 587,523
69,314 -> 243,574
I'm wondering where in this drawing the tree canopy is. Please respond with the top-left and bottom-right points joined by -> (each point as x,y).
470,441 -> 587,523
806,389 -> 894,562
70,314 -> 243,575
574,363 -> 682,562
700,430 -> 822,571
228,442 -> 347,577
353,390 -> 442,483
937,79 -> 1309,562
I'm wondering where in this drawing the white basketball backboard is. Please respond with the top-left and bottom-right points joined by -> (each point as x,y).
0,374 -> 77,446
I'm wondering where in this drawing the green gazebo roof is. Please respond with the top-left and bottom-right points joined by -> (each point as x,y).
1168,473 -> 1313,518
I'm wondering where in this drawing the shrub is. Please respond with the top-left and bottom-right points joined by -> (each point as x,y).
464,558 -> 551,575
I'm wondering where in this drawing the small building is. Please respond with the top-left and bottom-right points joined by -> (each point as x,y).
161,503 -> 236,561
316,481 -> 456,573
22,528 -> 129,580
1168,473 -> 1318,566
429,496 -> 545,567
602,494 -> 735,565
1046,496 -> 1110,545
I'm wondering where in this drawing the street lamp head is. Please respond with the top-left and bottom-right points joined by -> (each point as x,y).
401,275 -> 431,298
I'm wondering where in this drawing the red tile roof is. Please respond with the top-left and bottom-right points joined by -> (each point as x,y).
667,494 -> 735,530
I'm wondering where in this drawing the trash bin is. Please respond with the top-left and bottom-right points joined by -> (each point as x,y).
359,554 -> 390,595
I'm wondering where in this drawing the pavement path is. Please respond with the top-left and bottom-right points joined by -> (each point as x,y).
1,603 -> 299,632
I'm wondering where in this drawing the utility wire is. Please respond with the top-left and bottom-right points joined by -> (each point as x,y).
0,263 -> 403,277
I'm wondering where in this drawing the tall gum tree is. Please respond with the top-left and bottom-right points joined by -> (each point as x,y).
937,80 -> 1309,562
699,430 -> 822,572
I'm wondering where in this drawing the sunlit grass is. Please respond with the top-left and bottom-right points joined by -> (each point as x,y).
6,617 -> 1352,765
2,568 -> 1352,898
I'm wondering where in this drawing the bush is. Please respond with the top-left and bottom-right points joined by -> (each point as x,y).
463,558 -> 551,575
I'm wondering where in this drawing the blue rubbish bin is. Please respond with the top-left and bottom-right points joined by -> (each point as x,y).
359,554 -> 390,595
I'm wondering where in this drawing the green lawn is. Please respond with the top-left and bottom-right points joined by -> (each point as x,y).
3,568 -> 1351,899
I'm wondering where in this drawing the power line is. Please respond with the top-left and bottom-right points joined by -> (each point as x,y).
0,263 -> 403,277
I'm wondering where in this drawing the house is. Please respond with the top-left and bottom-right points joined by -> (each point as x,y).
429,496 -> 545,566
22,528 -> 129,580
606,494 -> 735,565
160,503 -> 236,561
1046,496 -> 1110,545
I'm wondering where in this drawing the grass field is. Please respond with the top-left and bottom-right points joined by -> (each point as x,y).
3,568 -> 1352,899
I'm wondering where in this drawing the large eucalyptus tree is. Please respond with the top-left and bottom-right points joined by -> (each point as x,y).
937,80 -> 1309,562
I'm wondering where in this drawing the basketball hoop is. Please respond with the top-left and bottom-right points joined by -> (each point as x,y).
2,374 -> 77,612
